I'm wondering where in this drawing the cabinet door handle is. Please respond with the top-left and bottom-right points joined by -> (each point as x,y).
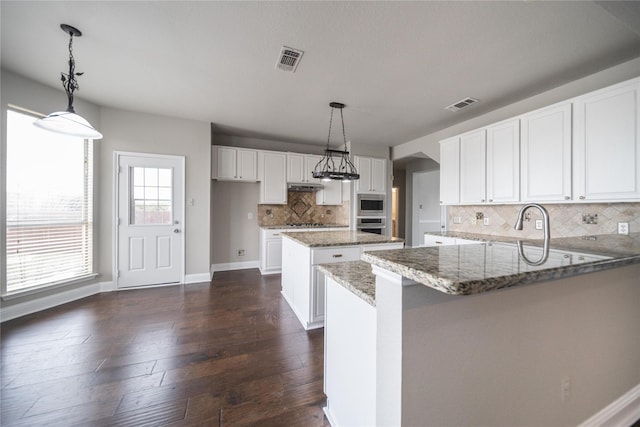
332,254 -> 343,258
273,233 -> 280,236
435,241 -> 443,244
565,196 -> 570,200
579,196 -> 586,200
481,199 -> 485,202
488,199 -> 493,202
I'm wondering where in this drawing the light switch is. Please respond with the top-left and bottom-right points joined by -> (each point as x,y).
248,212 -> 253,220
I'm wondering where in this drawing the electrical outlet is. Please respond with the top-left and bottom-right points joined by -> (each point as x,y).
247,212 -> 253,220
535,219 -> 543,230
483,217 -> 489,226
237,249 -> 245,257
453,216 -> 462,224
561,376 -> 571,402
618,222 -> 629,235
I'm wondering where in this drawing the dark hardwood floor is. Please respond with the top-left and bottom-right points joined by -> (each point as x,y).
1,269 -> 330,426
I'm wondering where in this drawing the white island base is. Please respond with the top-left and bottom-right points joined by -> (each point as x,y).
324,263 -> 640,426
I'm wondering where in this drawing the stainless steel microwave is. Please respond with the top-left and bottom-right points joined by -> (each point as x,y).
357,194 -> 384,216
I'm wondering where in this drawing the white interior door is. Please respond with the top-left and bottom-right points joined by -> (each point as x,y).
116,153 -> 184,288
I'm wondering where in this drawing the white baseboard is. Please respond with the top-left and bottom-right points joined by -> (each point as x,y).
211,260 -> 259,273
578,383 -> 640,427
184,272 -> 212,284
0,281 -> 110,322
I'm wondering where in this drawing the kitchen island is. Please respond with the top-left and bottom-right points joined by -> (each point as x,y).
281,230 -> 403,330
321,233 -> 640,427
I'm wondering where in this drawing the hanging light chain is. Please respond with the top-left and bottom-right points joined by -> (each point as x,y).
61,31 -> 83,113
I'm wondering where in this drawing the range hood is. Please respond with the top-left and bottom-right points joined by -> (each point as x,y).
287,183 -> 323,192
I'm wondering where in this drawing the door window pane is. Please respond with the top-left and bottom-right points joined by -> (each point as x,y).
130,167 -> 172,225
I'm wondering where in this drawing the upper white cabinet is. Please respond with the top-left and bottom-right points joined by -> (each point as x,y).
317,180 -> 343,205
573,79 -> 640,201
439,137 -> 460,205
459,129 -> 487,204
259,151 -> 287,204
355,156 -> 386,194
211,146 -> 258,181
486,119 -> 520,203
520,103 -> 572,202
287,154 -> 322,183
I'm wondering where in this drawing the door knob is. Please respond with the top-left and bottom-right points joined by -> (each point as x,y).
174,229 -> 181,233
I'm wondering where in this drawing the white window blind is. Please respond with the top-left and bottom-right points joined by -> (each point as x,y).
5,108 -> 94,293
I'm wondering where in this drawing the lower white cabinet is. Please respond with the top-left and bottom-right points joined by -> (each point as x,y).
281,236 -> 403,329
259,229 -> 286,275
423,234 -> 478,247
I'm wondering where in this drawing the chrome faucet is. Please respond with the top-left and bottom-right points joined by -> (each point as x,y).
514,203 -> 550,241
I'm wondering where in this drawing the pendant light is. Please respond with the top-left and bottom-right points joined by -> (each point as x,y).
34,24 -> 103,140
312,102 -> 359,182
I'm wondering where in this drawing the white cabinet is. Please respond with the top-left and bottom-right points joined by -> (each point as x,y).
423,234 -> 479,247
573,79 -> 640,201
459,129 -> 487,204
355,156 -> 386,194
287,153 -> 322,183
211,146 -> 258,181
439,137 -> 460,205
520,103 -> 572,202
316,180 -> 342,205
486,119 -> 520,203
259,229 -> 285,275
258,151 -> 287,204
281,236 -> 403,330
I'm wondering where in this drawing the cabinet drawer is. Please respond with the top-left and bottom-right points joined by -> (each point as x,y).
311,247 -> 361,265
263,229 -> 286,239
423,235 -> 458,247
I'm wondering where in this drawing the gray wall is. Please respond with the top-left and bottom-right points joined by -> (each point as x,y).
99,107 -> 211,280
1,69 -> 211,311
402,158 -> 440,247
392,56 -> 640,162
1,69 -> 101,307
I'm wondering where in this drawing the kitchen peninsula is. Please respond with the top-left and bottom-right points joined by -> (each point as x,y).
281,230 -> 403,330
321,233 -> 640,427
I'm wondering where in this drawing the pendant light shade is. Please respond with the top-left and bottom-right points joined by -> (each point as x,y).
34,110 -> 103,139
34,24 -> 103,140
312,102 -> 359,182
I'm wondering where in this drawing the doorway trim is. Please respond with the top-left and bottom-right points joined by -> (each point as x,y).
113,151 -> 186,289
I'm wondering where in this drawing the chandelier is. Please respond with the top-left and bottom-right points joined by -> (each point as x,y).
312,102 -> 359,182
34,24 -> 103,140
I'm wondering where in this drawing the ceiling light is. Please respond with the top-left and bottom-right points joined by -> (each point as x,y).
312,102 -> 359,182
34,24 -> 103,140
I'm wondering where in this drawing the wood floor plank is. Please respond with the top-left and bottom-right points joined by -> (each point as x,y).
1,269 -> 329,426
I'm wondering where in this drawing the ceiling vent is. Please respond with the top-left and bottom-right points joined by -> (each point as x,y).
445,97 -> 479,112
275,46 -> 304,72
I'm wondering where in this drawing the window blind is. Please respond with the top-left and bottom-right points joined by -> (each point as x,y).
5,109 -> 94,293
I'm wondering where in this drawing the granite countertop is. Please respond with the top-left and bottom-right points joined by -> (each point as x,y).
318,261 -> 376,306
261,224 -> 349,230
282,230 -> 404,247
362,232 -> 640,296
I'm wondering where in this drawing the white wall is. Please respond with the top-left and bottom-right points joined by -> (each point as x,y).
99,107 -> 211,281
392,57 -> 640,162
411,170 -> 441,245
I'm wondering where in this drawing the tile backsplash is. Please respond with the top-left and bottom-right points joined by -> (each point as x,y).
258,191 -> 349,226
447,202 -> 640,239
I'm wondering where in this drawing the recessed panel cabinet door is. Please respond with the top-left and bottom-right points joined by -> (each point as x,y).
573,80 -> 640,201
521,103 -> 572,202
439,137 -> 460,205
487,119 -> 520,203
459,129 -> 487,204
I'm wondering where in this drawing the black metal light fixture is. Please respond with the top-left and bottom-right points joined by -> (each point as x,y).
34,24 -> 103,140
312,102 -> 359,182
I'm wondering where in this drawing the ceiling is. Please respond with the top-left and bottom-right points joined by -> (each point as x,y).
2,1 -> 640,149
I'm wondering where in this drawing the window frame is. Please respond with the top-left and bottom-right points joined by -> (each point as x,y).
2,106 -> 98,299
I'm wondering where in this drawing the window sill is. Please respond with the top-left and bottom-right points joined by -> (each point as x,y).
1,274 -> 99,301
